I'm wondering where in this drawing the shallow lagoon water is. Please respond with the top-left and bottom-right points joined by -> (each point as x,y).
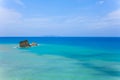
0,37 -> 120,80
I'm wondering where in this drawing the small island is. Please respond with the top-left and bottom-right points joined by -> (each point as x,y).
19,40 -> 38,48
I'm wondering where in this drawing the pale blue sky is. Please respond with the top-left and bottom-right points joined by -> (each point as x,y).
0,0 -> 120,36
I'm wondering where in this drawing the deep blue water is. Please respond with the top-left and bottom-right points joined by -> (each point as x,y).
0,37 -> 120,50
0,37 -> 120,80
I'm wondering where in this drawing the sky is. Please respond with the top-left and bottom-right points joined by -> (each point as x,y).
0,0 -> 120,37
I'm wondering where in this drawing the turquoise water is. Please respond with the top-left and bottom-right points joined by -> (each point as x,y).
0,37 -> 120,80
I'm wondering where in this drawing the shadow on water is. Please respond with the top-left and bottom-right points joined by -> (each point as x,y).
80,63 -> 120,77
68,53 -> 120,77
18,46 -> 120,77
59,53 -> 120,77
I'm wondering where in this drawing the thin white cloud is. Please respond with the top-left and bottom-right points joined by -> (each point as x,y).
0,6 -> 22,36
98,0 -> 105,5
14,0 -> 25,7
107,9 -> 120,19
0,0 -> 22,26
104,0 -> 120,22
65,16 -> 86,24
101,0 -> 120,26
0,7 -> 22,25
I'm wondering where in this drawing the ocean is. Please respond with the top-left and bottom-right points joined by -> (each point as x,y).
0,37 -> 120,80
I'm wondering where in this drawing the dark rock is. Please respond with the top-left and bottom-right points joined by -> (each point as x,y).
19,40 -> 31,48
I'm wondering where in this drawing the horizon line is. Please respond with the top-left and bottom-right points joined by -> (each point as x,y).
0,36 -> 120,38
